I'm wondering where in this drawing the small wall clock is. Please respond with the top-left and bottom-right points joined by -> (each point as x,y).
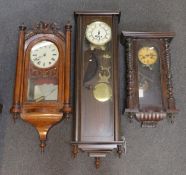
72,11 -> 124,168
121,31 -> 178,127
10,21 -> 72,151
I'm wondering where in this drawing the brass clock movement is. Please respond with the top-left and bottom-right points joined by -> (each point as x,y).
72,11 -> 124,168
121,31 -> 178,127
10,21 -> 72,151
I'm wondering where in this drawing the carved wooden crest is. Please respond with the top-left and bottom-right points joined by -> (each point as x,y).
26,21 -> 65,40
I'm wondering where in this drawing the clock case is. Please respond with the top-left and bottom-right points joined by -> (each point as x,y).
72,11 -> 124,168
121,31 -> 178,127
10,21 -> 72,151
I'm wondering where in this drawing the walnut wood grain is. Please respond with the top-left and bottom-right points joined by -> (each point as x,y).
10,25 -> 26,120
64,22 -> 72,116
10,22 -> 72,150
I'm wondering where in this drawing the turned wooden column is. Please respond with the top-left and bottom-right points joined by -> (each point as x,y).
64,22 -> 72,116
164,38 -> 176,111
126,38 -> 135,109
10,25 -> 26,119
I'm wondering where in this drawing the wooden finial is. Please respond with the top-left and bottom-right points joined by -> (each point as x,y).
65,21 -> 72,30
72,145 -> 78,158
95,157 -> 100,169
117,145 -> 122,158
40,140 -> 46,153
13,113 -> 18,123
19,23 -> 26,31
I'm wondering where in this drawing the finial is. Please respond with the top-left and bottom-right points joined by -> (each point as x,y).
40,140 -> 46,153
95,157 -> 100,169
19,23 -> 26,31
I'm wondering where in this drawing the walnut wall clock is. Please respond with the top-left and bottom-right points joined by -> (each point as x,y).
121,31 -> 178,127
10,21 -> 72,151
72,11 -> 124,168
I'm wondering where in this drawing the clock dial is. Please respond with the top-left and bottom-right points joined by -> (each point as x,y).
138,47 -> 158,65
85,21 -> 111,46
30,41 -> 59,68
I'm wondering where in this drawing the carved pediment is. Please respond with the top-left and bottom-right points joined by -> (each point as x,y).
26,21 -> 65,40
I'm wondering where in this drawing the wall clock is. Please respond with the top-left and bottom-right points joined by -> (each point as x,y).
10,21 -> 72,151
121,31 -> 178,127
72,11 -> 124,168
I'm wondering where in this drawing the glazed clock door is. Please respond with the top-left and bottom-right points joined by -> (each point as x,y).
82,19 -> 114,142
135,40 -> 164,112
72,11 -> 124,168
26,40 -> 60,103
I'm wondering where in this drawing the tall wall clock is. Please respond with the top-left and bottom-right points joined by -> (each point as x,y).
10,21 -> 72,151
72,11 -> 124,168
121,31 -> 178,127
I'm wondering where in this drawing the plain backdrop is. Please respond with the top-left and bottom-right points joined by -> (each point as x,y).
0,0 -> 185,175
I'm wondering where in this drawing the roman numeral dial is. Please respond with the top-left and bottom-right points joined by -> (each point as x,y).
85,21 -> 111,46
30,41 -> 59,68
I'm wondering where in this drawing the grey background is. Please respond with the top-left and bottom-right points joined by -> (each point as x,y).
0,0 -> 185,175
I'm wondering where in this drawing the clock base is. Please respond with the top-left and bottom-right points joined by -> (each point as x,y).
72,141 -> 124,168
21,112 -> 63,151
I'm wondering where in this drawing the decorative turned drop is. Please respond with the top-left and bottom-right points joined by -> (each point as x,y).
95,157 -> 100,169
72,145 -> 79,158
40,140 -> 46,153
117,145 -> 122,158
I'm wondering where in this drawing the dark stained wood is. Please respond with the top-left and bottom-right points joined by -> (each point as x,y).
74,10 -> 121,21
10,21 -> 72,151
0,104 -> 3,113
73,11 -> 124,168
121,31 -> 175,39
121,31 -> 178,127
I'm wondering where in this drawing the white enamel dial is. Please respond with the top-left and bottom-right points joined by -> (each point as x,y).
30,41 -> 59,68
85,21 -> 111,46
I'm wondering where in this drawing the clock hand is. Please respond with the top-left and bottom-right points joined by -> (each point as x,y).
95,30 -> 101,40
33,55 -> 43,61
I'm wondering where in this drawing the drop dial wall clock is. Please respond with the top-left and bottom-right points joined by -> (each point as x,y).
121,31 -> 178,127
72,11 -> 124,168
10,21 -> 72,151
